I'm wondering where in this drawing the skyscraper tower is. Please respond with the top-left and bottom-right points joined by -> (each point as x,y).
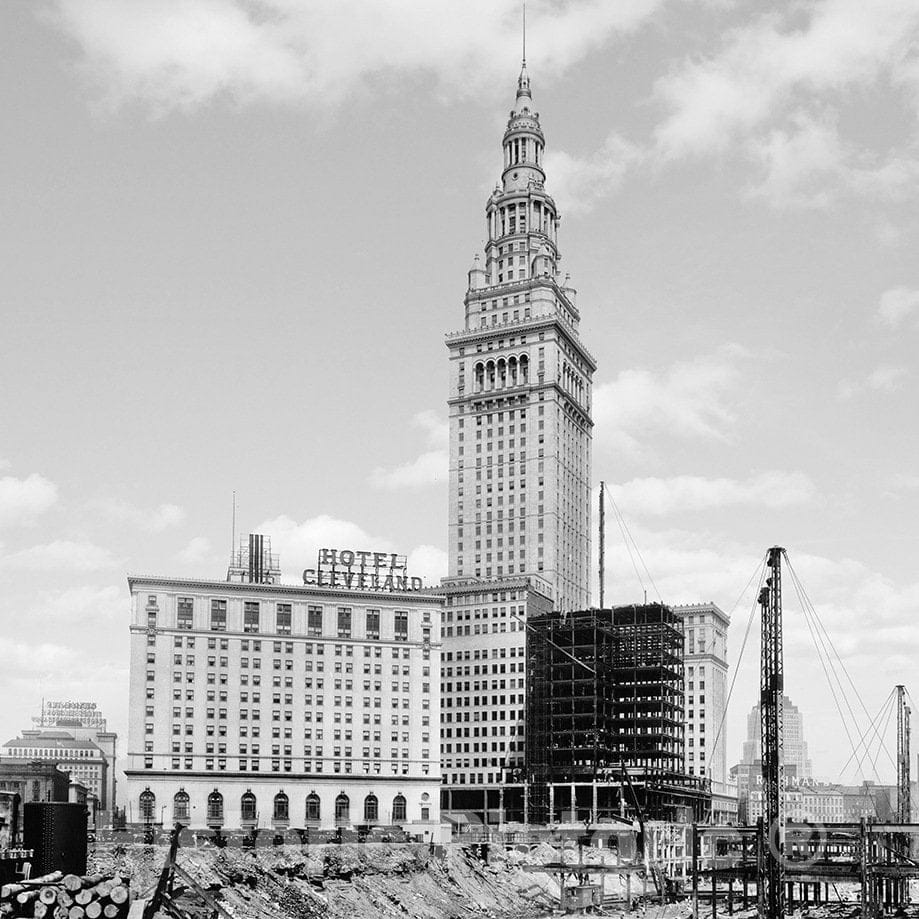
444,60 -> 595,612
440,58 -> 596,816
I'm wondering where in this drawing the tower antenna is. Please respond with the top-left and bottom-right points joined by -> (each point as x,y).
522,2 -> 526,64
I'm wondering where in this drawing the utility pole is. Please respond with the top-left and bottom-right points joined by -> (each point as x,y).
599,482 -> 605,608
759,546 -> 786,918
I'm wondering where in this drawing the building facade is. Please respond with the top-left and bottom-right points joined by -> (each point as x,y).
740,695 -> 812,779
31,701 -> 117,821
2,732 -> 107,810
125,539 -> 443,833
0,761 -> 71,806
672,603 -> 730,789
440,60 -> 595,807
748,781 -> 844,824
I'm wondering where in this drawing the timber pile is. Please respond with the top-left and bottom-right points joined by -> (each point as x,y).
0,872 -> 130,919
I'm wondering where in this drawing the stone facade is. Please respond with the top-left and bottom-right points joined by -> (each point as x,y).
125,569 -> 443,833
673,603 -> 730,789
441,62 -> 595,802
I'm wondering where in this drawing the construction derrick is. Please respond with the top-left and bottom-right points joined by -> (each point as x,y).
897,684 -> 910,824
758,546 -> 785,918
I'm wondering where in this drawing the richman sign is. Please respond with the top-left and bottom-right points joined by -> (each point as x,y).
303,549 -> 424,591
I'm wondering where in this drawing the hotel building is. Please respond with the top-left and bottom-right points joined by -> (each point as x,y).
125,537 -> 443,833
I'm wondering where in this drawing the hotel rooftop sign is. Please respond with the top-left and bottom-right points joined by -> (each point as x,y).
303,549 -> 424,592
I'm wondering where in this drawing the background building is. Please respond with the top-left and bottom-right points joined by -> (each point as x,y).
733,693 -> 813,821
672,603 -> 730,789
31,700 -> 117,821
439,576 -> 552,821
741,695 -> 812,779
2,732 -> 107,815
0,761 -> 71,805
440,60 -> 595,813
125,536 -> 443,834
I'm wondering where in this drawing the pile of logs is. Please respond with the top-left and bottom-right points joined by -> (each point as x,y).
1,872 -> 130,919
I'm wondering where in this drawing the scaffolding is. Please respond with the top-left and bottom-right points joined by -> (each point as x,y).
525,604 -> 709,825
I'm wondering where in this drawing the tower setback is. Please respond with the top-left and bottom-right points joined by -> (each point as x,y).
440,61 -> 595,814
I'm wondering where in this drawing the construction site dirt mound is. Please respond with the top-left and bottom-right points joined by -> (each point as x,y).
90,841 -> 559,919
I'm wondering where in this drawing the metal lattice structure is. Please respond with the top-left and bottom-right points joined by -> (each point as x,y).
759,546 -> 786,918
524,604 -> 709,825
897,685 -> 910,825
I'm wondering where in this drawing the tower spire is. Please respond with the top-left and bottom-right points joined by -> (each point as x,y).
517,2 -> 531,102
522,1 -> 526,65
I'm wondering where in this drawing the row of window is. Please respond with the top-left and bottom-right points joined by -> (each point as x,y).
138,788 -> 416,824
146,599 -> 423,639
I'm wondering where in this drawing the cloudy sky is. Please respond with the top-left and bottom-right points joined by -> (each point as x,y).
1,0 -> 917,790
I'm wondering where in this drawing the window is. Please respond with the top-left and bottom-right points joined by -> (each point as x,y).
273,791 -> 289,822
139,789 -> 156,823
210,600 -> 227,631
366,609 -> 380,640
306,792 -> 321,823
244,602 -> 260,633
240,790 -> 257,822
276,604 -> 292,635
394,611 -> 408,641
364,793 -> 378,823
308,606 -> 323,637
392,794 -> 407,822
337,607 -> 352,639
206,790 -> 224,825
177,598 -> 193,630
335,793 -> 350,825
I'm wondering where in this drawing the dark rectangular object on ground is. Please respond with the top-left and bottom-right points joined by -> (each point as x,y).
23,801 -> 87,876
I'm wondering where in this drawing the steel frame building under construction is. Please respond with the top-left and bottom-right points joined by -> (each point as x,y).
524,603 -> 709,825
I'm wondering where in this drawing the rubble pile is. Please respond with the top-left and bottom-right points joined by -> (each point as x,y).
89,842 -> 558,919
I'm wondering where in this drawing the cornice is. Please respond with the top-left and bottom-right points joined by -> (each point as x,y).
126,575 -> 445,605
124,769 -> 442,785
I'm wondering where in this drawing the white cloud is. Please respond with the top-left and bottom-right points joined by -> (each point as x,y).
838,364 -> 909,398
177,536 -> 215,565
94,498 -> 186,531
47,0 -> 669,113
255,514 -> 446,587
887,473 -> 919,491
867,365 -> 909,392
877,286 -> 919,328
652,0 -> 919,206
369,410 -> 449,490
608,471 -> 817,516
592,344 -> 745,457
0,473 -> 58,527
0,637 -> 78,672
0,539 -> 117,572
407,545 -> 449,584
545,133 -> 642,213
40,584 -> 124,623
256,513 -> 393,582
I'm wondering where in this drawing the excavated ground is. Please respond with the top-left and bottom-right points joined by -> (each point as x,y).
90,841 -> 561,919
89,842 -> 887,919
